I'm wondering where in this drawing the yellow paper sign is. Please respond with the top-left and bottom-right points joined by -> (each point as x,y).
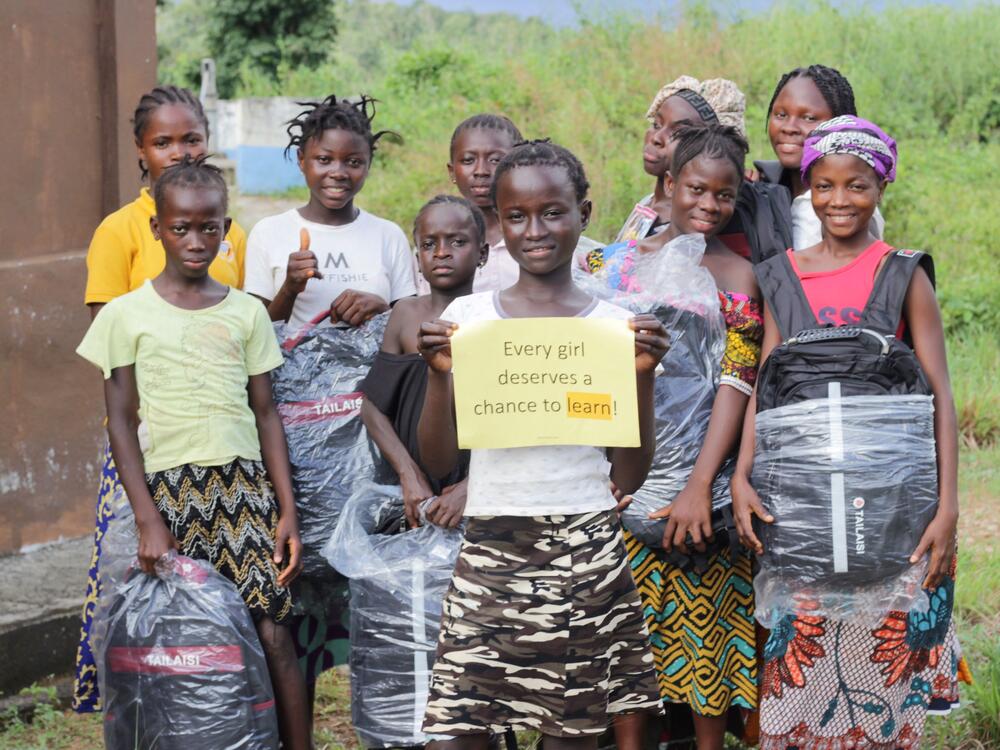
451,317 -> 639,449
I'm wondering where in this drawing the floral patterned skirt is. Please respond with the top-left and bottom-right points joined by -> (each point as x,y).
759,556 -> 972,749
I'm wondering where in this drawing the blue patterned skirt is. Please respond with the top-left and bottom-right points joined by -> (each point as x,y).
72,443 -> 119,713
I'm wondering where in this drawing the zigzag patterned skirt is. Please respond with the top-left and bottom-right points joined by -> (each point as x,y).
147,458 -> 292,624
423,511 -> 661,737
624,531 -> 757,717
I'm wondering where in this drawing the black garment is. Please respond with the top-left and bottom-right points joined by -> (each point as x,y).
754,159 -> 790,189
361,351 -> 469,493
730,180 -> 794,264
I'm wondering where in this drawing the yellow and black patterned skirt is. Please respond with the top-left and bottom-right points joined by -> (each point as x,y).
423,510 -> 661,738
624,530 -> 757,717
147,458 -> 292,624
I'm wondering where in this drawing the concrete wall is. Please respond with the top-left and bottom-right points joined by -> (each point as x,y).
0,0 -> 157,555
216,97 -> 305,194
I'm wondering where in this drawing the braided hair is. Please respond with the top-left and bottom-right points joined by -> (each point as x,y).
153,154 -> 228,214
490,139 -> 590,205
413,195 -> 486,246
670,122 -> 749,181
285,94 -> 397,159
132,85 -> 209,180
766,65 -> 857,123
449,114 -> 523,156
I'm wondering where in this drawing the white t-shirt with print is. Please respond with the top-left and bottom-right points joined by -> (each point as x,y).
442,290 -> 634,518
245,208 -> 416,330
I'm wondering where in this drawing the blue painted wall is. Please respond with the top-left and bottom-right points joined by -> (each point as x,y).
228,145 -> 304,194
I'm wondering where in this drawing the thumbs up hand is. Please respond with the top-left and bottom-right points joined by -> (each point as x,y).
283,227 -> 322,295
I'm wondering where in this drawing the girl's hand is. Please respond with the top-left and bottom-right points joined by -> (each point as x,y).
331,290 -> 389,327
418,320 -> 457,373
910,507 -> 958,590
136,516 -> 179,576
731,472 -> 773,555
651,481 -> 713,554
402,470 -> 436,528
610,480 -> 633,517
629,314 -> 670,373
273,514 -> 303,588
283,228 -> 322,295
425,481 -> 467,529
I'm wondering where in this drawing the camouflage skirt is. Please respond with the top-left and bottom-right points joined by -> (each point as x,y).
423,510 -> 661,737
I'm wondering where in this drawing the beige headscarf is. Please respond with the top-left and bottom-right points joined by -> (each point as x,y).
646,75 -> 747,137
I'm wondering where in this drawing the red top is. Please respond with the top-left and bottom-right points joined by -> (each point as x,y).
788,240 -> 895,327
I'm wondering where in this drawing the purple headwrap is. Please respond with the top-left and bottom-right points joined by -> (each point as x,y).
801,115 -> 898,183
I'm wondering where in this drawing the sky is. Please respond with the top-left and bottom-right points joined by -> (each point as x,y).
381,0 -> 964,26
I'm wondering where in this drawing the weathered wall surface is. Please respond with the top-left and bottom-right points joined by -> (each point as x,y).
0,0 -> 156,555
216,97 -> 305,193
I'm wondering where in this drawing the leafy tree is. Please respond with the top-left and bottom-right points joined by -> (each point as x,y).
205,0 -> 337,97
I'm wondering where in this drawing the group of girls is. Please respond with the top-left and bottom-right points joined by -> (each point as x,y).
73,61 -> 968,750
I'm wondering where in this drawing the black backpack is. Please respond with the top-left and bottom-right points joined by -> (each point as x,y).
755,249 -> 935,409
751,249 -> 939,587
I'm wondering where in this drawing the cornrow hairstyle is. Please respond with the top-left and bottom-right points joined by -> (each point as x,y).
284,94 -> 398,159
490,139 -> 590,205
413,195 -> 487,247
153,154 -> 228,214
132,85 -> 209,180
670,122 -> 749,182
449,114 -> 524,156
765,64 -> 858,125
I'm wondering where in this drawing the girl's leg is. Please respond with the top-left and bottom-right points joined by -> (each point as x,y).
256,617 -> 311,750
542,734 -> 599,750
691,714 -> 726,750
612,710 -> 648,750
427,734 -> 491,750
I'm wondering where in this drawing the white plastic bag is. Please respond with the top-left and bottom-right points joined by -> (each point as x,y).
751,394 -> 938,626
323,484 -> 461,748
579,235 -> 728,555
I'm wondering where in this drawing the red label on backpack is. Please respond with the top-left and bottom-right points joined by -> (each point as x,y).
896,249 -> 919,258
276,392 -> 364,425
108,645 -> 245,674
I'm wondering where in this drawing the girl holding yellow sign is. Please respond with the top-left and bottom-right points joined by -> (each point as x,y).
414,140 -> 670,747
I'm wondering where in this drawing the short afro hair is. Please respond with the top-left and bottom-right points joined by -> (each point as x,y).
413,195 -> 487,247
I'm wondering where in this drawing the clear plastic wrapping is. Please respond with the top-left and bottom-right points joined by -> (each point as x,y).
751,394 -> 939,626
271,313 -> 388,578
93,550 -> 278,750
322,484 -> 462,748
578,235 -> 728,553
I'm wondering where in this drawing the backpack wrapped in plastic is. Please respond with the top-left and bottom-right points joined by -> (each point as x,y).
271,311 -> 388,578
751,394 -> 936,626
751,250 -> 940,625
579,235 -> 729,561
92,543 -> 279,750
323,484 -> 462,749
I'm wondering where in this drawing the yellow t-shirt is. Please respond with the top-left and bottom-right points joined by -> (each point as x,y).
76,281 -> 284,472
84,188 -> 247,304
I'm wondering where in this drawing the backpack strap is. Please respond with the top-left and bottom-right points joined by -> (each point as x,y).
860,249 -> 935,335
754,251 -> 820,340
